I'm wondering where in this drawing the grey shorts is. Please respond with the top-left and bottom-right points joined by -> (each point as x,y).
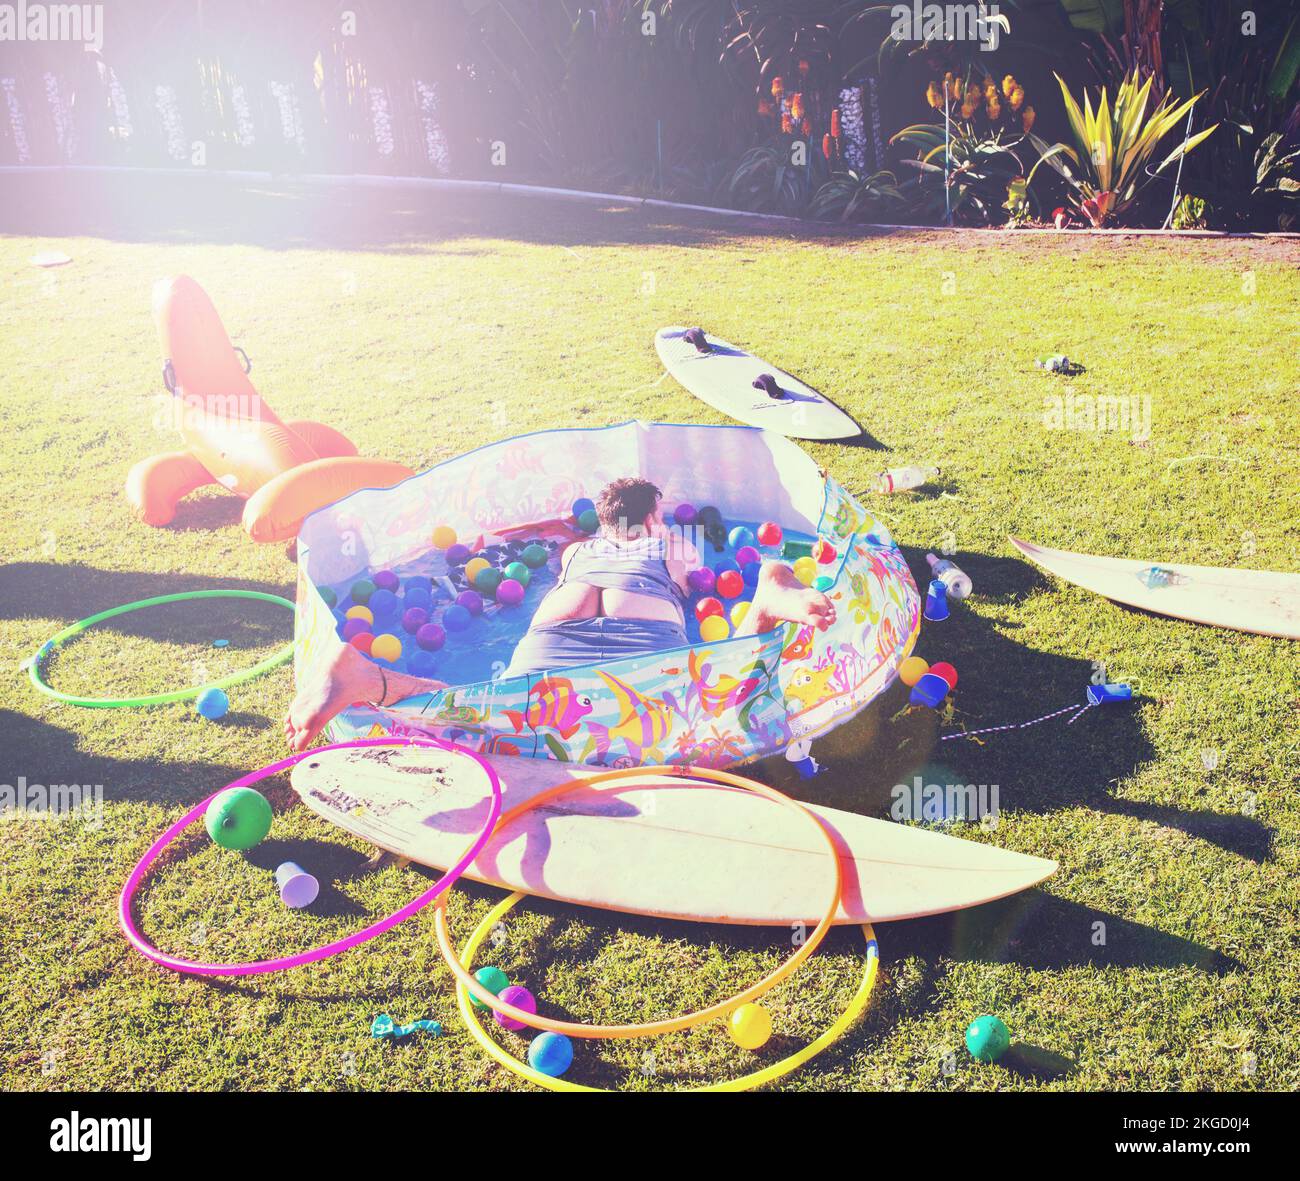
503,616 -> 689,679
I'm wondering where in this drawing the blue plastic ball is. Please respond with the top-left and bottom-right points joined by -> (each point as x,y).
742,561 -> 762,587
572,497 -> 595,519
404,575 -> 433,596
408,651 -> 440,679
527,1032 -> 574,1077
728,526 -> 756,550
713,558 -> 740,577
367,588 -> 400,620
195,688 -> 229,720
403,586 -> 433,613
443,604 -> 472,632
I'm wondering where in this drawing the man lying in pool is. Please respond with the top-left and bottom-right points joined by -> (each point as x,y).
284,477 -> 835,751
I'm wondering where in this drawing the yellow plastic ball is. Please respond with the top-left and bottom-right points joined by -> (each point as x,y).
730,601 -> 750,628
464,557 -> 490,582
432,525 -> 457,550
699,614 -> 730,642
792,556 -> 817,586
345,605 -> 374,624
729,1003 -> 773,1050
899,655 -> 929,686
370,633 -> 403,662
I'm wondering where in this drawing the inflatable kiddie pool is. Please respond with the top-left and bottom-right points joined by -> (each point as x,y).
295,422 -> 921,768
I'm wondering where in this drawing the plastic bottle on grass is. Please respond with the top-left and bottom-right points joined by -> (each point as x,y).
926,553 -> 972,600
873,465 -> 939,494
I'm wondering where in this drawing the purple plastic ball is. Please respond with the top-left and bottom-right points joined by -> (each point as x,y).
496,578 -> 525,607
494,985 -> 538,1032
735,545 -> 761,567
373,570 -> 399,592
687,567 -> 716,595
401,607 -> 430,633
443,604 -> 473,631
341,618 -> 369,641
674,503 -> 697,525
445,543 -> 471,565
416,623 -> 446,652
456,590 -> 484,616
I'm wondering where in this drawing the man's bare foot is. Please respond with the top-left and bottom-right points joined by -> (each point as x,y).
284,642 -> 384,751
736,560 -> 837,636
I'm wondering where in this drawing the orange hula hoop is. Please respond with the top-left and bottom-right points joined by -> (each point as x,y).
432,763 -> 844,1040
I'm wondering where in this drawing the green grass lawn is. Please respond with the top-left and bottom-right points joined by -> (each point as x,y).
1,172 -> 1297,1092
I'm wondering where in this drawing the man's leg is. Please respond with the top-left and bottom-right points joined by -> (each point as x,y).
284,641 -> 447,751
734,561 -> 837,637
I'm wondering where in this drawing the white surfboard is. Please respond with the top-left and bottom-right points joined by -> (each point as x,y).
290,745 -> 1056,927
656,327 -> 861,441
1011,537 -> 1300,640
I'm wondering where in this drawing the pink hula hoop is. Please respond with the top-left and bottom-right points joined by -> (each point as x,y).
119,737 -> 502,976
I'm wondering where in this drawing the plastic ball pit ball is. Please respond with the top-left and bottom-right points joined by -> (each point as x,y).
373,570 -> 399,592
730,602 -> 750,628
930,661 -> 959,689
464,557 -> 490,583
713,557 -> 740,577
813,575 -> 834,592
349,633 -> 374,655
444,605 -> 473,632
813,539 -> 837,565
416,624 -> 446,652
687,567 -> 716,595
521,543 -> 548,569
899,656 -> 929,686
195,687 -> 229,720
367,589 -> 399,620
728,526 -> 755,550
474,566 -> 503,596
699,615 -> 730,642
716,570 -> 744,599
402,607 -> 429,634
404,586 -> 432,613
735,545 -> 760,568
528,1032 -> 574,1078
966,1015 -> 1010,1063
341,619 -> 368,642
445,543 -> 471,566
471,965 -> 510,1011
674,503 -> 697,525
319,587 -> 337,608
495,985 -> 538,1032
577,509 -> 600,534
572,497 -> 595,519
204,787 -> 273,851
456,590 -> 484,616
504,561 -> 531,587
350,579 -> 376,605
792,557 -> 817,586
729,1003 -> 773,1050
345,605 -> 373,624
743,562 -> 762,588
371,633 -> 402,663
497,579 -> 526,607
757,521 -> 782,547
695,597 -> 724,622
409,651 -> 440,679
432,525 -> 457,550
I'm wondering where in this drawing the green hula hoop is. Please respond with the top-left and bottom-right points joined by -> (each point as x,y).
456,890 -> 879,1093
27,589 -> 295,708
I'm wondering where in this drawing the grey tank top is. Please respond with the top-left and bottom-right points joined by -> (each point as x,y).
560,537 -> 688,607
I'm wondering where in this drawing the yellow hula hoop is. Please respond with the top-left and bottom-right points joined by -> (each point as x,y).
455,890 -> 879,1092
433,764 -> 844,1039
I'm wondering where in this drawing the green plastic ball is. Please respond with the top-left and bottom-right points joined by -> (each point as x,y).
474,566 -> 503,595
350,579 -> 375,605
813,575 -> 834,592
204,787 -> 273,851
965,1014 -> 1010,1063
577,509 -> 599,533
504,561 -> 531,587
470,965 -> 510,1010
520,543 -> 548,569
319,586 -> 337,608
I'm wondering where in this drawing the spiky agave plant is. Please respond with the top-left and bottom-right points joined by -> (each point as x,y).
1028,70 -> 1218,226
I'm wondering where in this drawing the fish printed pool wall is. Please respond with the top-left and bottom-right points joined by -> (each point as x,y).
295,422 -> 921,768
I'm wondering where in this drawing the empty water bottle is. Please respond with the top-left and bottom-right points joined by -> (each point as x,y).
873,465 -> 939,494
926,553 -> 972,600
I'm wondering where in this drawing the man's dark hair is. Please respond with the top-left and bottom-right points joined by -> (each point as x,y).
596,477 -> 662,534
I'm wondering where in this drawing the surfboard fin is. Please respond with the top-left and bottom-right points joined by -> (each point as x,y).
684,327 -> 711,353
752,373 -> 784,399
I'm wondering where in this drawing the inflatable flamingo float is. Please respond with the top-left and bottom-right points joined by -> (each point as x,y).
126,276 -> 413,543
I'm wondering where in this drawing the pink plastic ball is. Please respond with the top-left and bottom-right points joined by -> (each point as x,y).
416,623 -> 446,651
695,596 -> 724,622
496,578 -> 525,606
494,984 -> 538,1032
930,661 -> 959,689
674,503 -> 698,525
373,570 -> 399,592
716,570 -> 744,599
756,521 -> 783,547
687,567 -> 716,595
735,545 -> 761,567
401,607 -> 429,633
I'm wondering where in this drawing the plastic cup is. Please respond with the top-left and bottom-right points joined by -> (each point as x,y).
275,861 -> 320,909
